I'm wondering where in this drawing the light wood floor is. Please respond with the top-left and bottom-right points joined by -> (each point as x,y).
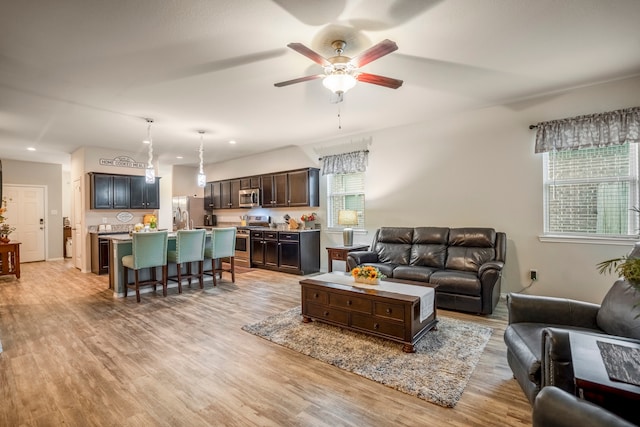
0,261 -> 531,426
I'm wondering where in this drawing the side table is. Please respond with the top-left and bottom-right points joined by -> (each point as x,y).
326,245 -> 369,272
569,331 -> 640,424
0,241 -> 21,279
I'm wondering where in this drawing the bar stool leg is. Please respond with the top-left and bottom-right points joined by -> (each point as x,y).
162,265 -> 168,297
230,256 -> 235,283
134,270 -> 141,303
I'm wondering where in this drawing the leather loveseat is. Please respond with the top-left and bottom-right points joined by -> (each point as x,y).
504,279 -> 640,413
346,227 -> 506,315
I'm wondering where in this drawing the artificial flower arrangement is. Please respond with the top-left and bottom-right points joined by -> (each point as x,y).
351,265 -> 386,284
0,197 -> 16,242
300,212 -> 317,222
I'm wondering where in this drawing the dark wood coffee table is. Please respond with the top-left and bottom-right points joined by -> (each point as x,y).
299,273 -> 438,353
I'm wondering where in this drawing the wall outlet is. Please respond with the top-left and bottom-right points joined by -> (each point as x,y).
530,270 -> 538,281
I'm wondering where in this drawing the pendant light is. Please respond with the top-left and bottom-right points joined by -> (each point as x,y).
197,131 -> 206,187
144,118 -> 155,184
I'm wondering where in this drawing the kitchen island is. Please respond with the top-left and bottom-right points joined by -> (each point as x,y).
104,232 -> 219,298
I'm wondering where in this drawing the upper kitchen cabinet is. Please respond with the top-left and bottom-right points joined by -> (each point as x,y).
220,179 -> 241,209
287,168 -> 319,207
204,181 -> 221,210
261,172 -> 288,207
129,176 -> 160,209
240,176 -> 260,189
262,168 -> 319,208
90,173 -> 130,209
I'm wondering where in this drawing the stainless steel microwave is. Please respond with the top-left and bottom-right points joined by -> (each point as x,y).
239,188 -> 260,208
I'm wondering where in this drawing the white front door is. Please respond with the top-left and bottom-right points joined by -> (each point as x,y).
4,185 -> 46,262
73,179 -> 83,269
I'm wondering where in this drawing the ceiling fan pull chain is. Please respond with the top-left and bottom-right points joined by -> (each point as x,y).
338,107 -> 342,130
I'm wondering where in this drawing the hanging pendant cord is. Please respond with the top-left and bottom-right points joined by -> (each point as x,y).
146,119 -> 154,168
199,131 -> 204,174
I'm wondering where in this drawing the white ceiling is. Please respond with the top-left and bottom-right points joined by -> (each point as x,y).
1,0 -> 640,170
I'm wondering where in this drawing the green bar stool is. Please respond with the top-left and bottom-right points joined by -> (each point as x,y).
167,229 -> 206,291
204,227 -> 236,286
122,231 -> 169,303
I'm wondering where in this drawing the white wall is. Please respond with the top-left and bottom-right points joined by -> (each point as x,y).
206,75 -> 640,304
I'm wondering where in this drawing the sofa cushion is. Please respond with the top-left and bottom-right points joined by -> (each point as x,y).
409,227 -> 449,268
393,265 -> 437,282
449,227 -> 496,247
374,227 -> 414,264
596,279 -> 640,340
429,270 -> 481,296
446,247 -> 496,273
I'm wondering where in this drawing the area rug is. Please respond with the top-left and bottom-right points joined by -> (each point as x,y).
242,307 -> 493,408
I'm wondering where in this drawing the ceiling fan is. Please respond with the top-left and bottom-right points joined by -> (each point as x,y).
274,39 -> 403,102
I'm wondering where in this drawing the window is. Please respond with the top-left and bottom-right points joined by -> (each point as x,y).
327,172 -> 365,228
543,143 -> 639,236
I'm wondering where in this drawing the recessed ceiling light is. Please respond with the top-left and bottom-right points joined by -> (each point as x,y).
27,147 -> 36,151
142,140 -> 150,144
229,140 -> 237,145
176,156 -> 183,159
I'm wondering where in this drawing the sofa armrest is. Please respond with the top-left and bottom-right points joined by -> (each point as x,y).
541,328 -> 574,392
533,386 -> 636,427
507,293 -> 600,329
478,260 -> 504,275
346,251 -> 379,270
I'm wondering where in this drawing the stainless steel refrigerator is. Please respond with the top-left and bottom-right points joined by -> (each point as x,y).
172,196 -> 206,230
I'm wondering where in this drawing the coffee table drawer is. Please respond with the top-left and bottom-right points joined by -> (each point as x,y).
329,293 -> 371,313
374,302 -> 405,321
351,313 -> 405,340
306,303 -> 349,326
303,288 -> 329,305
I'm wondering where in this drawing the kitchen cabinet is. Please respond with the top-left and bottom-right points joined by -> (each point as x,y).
261,172 -> 288,207
287,168 -> 319,207
250,230 -> 278,268
91,173 -> 113,209
90,233 -> 110,275
240,176 -> 260,189
91,173 -> 130,209
90,173 -> 158,210
204,180 -> 240,210
204,181 -> 220,210
250,230 -> 319,275
129,176 -> 160,209
207,167 -> 319,210
261,168 -> 319,208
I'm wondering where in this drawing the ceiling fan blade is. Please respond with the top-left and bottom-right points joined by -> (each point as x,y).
356,73 -> 403,89
274,74 -> 324,87
287,43 -> 331,66
350,39 -> 398,68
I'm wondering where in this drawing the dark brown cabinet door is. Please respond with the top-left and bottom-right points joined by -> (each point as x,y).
273,173 -> 288,207
130,176 -> 160,209
91,174 -> 112,209
230,179 -> 241,208
279,241 -> 300,271
240,176 -> 260,189
204,182 -> 213,210
261,175 -> 275,206
112,175 -> 130,209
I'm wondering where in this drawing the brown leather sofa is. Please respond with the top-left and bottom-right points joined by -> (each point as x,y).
346,227 -> 506,315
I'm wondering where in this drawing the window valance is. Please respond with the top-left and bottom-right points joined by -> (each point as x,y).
321,150 -> 368,175
534,106 -> 640,153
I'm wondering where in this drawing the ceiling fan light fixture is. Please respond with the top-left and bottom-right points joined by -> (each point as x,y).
322,72 -> 357,94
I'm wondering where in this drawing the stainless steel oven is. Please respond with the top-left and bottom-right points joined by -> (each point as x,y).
235,228 -> 251,267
